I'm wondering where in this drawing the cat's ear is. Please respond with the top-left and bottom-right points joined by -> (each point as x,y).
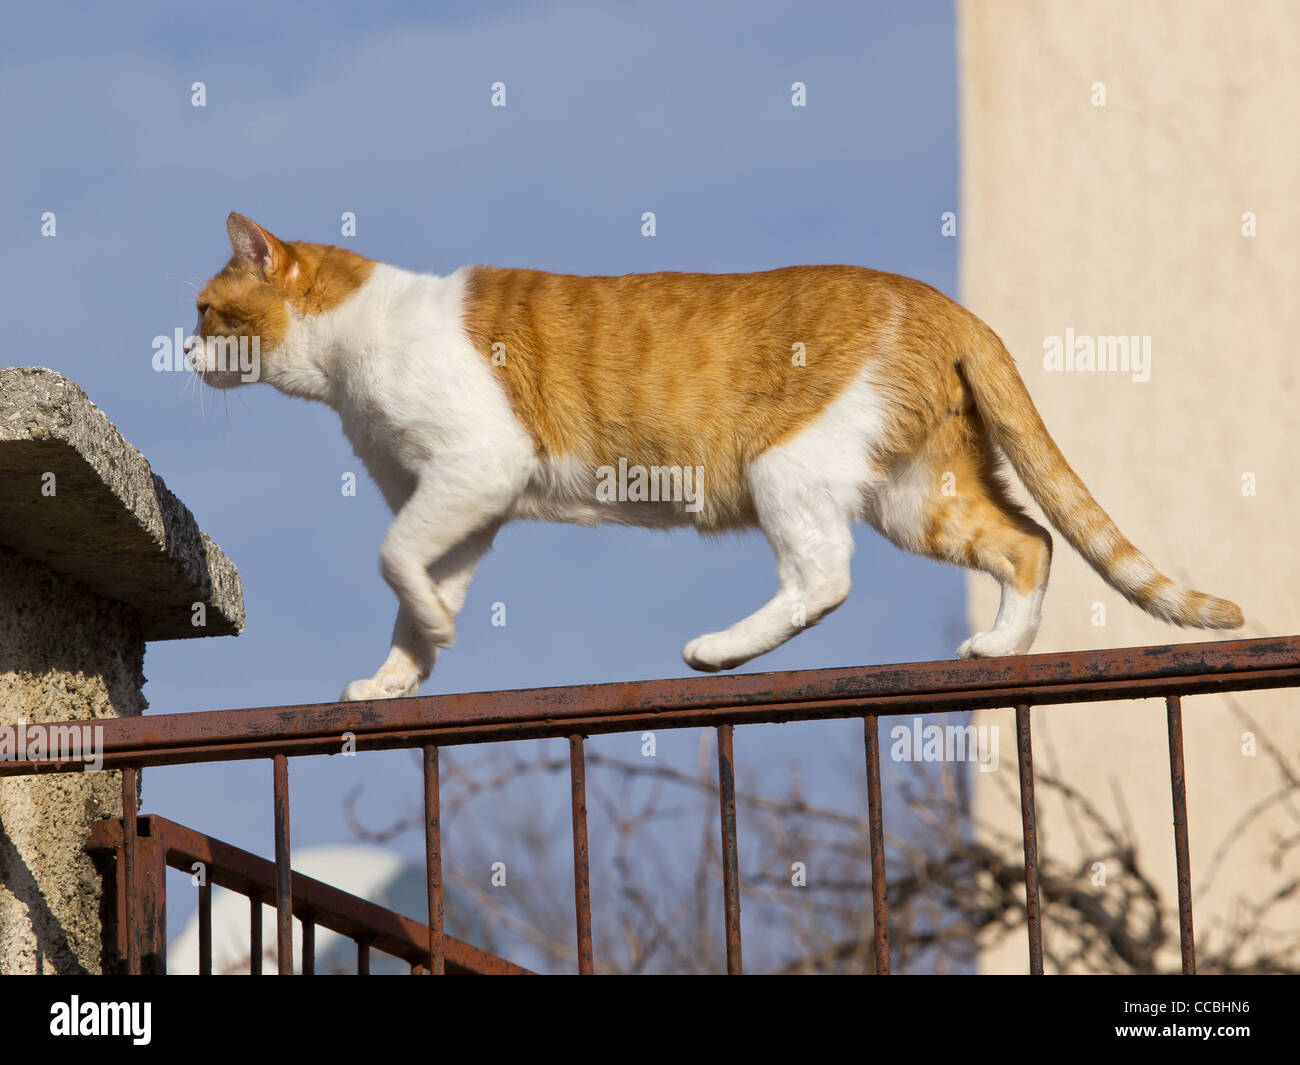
226,213 -> 290,278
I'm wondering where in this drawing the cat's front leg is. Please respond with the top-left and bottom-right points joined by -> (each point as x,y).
340,606 -> 432,701
340,517 -> 505,701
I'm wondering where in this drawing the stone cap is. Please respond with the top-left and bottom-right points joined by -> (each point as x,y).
0,367 -> 244,640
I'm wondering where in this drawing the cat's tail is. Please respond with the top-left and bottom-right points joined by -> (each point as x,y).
959,321 -> 1243,630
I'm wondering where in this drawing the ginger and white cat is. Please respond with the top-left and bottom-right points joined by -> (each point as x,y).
189,213 -> 1243,701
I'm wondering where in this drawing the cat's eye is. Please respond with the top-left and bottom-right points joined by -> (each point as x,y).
196,302 -> 210,317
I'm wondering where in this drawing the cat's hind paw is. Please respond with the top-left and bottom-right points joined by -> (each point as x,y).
683,632 -> 748,673
956,630 -> 1021,659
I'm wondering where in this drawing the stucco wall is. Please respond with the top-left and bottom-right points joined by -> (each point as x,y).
959,0 -> 1300,971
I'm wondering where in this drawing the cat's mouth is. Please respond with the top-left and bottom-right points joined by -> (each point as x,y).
185,335 -> 261,387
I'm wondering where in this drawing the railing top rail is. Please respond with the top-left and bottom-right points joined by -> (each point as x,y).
4,634 -> 1298,775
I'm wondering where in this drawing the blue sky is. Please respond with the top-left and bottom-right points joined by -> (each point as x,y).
1,0 -> 962,971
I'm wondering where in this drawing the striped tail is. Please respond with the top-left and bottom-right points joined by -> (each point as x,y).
960,323 -> 1243,630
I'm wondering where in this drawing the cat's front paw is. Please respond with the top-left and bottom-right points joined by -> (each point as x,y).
340,673 -> 420,702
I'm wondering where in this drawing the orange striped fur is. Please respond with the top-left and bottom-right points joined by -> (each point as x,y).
463,263 -> 1241,628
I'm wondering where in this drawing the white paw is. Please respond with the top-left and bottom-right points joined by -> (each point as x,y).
956,630 -> 1020,659
683,633 -> 747,673
340,671 -> 420,702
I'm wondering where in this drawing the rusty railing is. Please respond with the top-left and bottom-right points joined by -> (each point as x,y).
5,634 -> 1299,975
84,814 -> 529,975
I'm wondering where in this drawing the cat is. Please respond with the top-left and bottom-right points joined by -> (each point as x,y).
189,213 -> 1243,701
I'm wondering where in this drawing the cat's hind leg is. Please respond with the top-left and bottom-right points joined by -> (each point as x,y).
917,457 -> 1052,659
683,459 -> 854,672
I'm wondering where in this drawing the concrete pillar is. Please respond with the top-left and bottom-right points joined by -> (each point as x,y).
0,367 -> 243,973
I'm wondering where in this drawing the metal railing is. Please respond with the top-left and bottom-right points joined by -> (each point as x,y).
6,634 -> 1299,974
85,814 -> 529,974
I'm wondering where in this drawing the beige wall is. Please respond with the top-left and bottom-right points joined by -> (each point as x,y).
959,0 -> 1300,972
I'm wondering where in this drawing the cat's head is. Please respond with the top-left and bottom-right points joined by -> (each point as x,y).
187,213 -> 374,390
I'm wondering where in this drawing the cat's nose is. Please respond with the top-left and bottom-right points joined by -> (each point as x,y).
183,336 -> 203,373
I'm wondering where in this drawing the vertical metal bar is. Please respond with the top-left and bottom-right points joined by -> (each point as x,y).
423,745 -> 445,975
301,917 -> 315,976
569,735 -> 595,974
121,766 -> 140,976
863,715 -> 891,974
1015,704 -> 1044,975
716,724 -> 743,974
249,894 -> 263,975
1166,695 -> 1197,974
109,838 -> 129,973
198,879 -> 212,975
273,753 -> 293,975
138,833 -> 168,975
357,938 -> 371,975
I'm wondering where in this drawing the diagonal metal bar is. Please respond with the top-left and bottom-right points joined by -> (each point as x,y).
87,814 -> 530,975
